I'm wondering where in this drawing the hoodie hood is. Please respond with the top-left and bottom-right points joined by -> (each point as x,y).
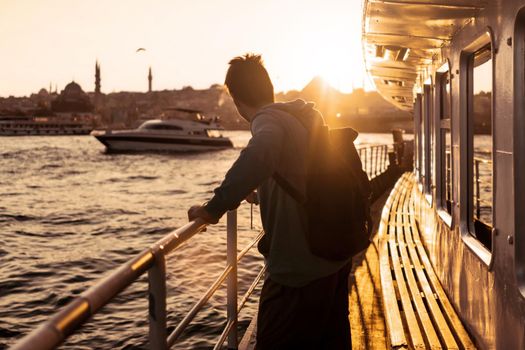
256,99 -> 358,141
259,99 -> 324,132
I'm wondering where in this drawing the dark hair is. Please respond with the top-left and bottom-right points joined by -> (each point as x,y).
225,54 -> 274,107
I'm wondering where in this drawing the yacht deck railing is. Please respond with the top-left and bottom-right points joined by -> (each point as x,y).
11,143 -> 394,350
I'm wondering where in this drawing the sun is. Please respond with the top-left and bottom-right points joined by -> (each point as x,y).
271,32 -> 366,94
309,44 -> 366,93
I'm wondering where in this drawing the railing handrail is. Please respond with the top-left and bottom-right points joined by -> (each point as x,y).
12,218 -> 209,350
12,209 -> 268,350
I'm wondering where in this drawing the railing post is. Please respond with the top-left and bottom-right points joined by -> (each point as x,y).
376,146 -> 380,175
148,251 -> 167,350
369,147 -> 372,176
363,147 -> 367,175
374,146 -> 379,176
226,210 -> 238,349
475,159 -> 481,220
446,152 -> 451,201
384,145 -> 388,171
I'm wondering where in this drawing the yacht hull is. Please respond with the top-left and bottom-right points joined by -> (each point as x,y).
94,134 -> 234,152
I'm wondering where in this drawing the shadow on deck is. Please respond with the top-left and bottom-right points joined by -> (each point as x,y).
348,186 -> 390,350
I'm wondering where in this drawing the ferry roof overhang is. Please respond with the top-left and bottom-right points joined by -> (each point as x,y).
362,0 -> 487,111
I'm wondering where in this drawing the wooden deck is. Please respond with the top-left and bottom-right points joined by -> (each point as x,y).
378,173 -> 475,349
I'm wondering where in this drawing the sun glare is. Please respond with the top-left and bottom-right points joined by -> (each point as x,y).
270,24 -> 366,94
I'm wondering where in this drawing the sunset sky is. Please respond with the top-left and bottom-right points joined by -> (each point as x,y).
0,0 -> 371,97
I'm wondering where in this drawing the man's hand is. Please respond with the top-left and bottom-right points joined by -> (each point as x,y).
245,191 -> 259,205
188,205 -> 219,224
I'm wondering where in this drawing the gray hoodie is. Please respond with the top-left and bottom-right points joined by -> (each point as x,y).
205,99 -> 351,287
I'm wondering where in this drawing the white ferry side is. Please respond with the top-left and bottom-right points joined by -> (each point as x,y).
363,0 -> 525,348
0,116 -> 93,136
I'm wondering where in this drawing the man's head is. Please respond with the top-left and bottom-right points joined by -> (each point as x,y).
225,54 -> 274,121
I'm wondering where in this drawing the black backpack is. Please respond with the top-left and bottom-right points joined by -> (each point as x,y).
274,121 -> 373,261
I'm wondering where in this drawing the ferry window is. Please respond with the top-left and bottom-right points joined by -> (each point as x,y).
414,94 -> 423,181
468,44 -> 493,249
420,96 -> 426,185
437,71 -> 453,215
423,84 -> 432,193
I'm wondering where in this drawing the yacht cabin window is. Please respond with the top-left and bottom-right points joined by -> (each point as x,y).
206,130 -> 221,138
468,43 -> 493,250
143,124 -> 183,131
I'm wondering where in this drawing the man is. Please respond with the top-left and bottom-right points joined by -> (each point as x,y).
188,54 -> 352,349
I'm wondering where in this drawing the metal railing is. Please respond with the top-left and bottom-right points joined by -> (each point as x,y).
12,210 -> 266,350
443,151 -> 453,213
358,144 -> 390,179
473,156 -> 493,226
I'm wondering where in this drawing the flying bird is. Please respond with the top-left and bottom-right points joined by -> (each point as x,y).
136,48 -> 146,52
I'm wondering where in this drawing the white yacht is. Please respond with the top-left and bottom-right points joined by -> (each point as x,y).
91,117 -> 234,152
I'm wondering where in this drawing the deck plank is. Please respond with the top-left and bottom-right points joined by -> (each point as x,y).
406,194 -> 477,350
387,177 -> 426,348
401,186 -> 459,349
377,179 -> 408,348
395,186 -> 442,349
378,173 -> 476,350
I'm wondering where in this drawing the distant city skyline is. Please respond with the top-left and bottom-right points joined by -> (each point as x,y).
0,0 -> 371,97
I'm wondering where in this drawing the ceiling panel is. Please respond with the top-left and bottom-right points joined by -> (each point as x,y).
362,0 -> 486,111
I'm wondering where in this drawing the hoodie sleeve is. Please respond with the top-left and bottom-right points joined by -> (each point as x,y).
204,113 -> 285,220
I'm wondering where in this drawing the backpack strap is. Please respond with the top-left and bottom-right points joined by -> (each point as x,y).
272,172 -> 306,204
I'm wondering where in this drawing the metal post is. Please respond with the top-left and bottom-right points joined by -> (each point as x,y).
226,210 -> 238,349
446,152 -> 451,201
148,252 -> 167,350
371,147 -> 374,176
362,148 -> 367,174
378,146 -> 383,173
374,146 -> 379,176
384,145 -> 388,171
475,159 -> 481,220
372,147 -> 376,176
368,147 -> 372,176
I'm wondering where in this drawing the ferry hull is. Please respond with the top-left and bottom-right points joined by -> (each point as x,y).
0,128 -> 92,136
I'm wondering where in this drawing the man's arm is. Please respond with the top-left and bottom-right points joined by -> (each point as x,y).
188,114 -> 284,223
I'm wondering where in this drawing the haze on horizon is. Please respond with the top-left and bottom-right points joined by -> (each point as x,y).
0,0 -> 372,98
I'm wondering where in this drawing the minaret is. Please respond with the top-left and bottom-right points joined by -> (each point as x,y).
148,66 -> 152,93
94,61 -> 101,108
95,61 -> 101,94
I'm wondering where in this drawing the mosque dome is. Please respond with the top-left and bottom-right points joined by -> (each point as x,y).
63,81 -> 83,96
51,81 -> 93,113
38,88 -> 49,96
